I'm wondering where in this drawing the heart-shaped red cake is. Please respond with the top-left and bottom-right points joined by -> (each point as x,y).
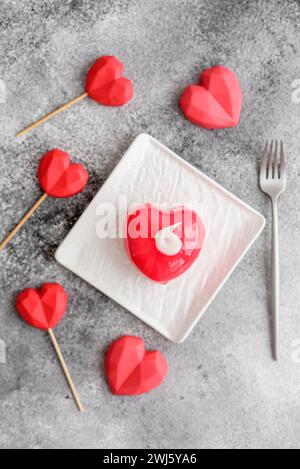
180,65 -> 243,129
16,283 -> 68,330
38,149 -> 89,198
86,56 -> 134,106
105,336 -> 168,395
125,204 -> 205,283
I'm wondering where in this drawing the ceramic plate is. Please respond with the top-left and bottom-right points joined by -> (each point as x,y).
55,134 -> 265,342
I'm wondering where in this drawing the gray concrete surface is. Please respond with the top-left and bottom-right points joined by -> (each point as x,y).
0,0 -> 300,449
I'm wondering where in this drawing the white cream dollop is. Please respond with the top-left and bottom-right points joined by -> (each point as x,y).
155,223 -> 183,256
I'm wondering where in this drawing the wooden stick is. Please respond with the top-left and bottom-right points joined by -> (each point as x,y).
0,193 -> 48,252
48,328 -> 84,413
16,92 -> 88,138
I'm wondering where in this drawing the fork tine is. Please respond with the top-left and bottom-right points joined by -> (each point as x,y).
268,141 -> 274,179
261,142 -> 269,179
280,140 -> 286,179
274,140 -> 279,179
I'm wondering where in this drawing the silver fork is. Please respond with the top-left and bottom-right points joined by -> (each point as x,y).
260,141 -> 287,361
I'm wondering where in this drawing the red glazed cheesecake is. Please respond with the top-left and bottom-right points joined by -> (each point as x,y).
125,204 -> 205,283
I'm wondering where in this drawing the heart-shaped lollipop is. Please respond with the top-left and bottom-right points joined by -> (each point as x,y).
38,149 -> 89,197
105,336 -> 168,395
0,149 -> 88,252
125,204 -> 205,283
86,55 -> 133,106
16,283 -> 68,330
180,65 -> 243,129
16,56 -> 134,138
16,283 -> 84,412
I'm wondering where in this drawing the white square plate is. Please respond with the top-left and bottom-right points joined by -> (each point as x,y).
55,134 -> 265,343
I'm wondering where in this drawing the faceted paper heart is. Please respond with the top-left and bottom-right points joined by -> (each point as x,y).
16,283 -> 68,330
38,149 -> 89,198
180,65 -> 243,129
125,204 -> 205,283
86,56 -> 134,106
105,336 -> 168,395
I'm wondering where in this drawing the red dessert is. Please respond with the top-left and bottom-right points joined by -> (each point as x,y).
38,149 -> 89,198
125,204 -> 205,283
180,65 -> 243,129
86,56 -> 134,106
105,336 -> 168,395
16,283 -> 68,330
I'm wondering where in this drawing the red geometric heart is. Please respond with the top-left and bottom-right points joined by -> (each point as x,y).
16,283 -> 68,330
86,56 -> 134,106
180,65 -> 243,129
38,149 -> 89,198
105,336 -> 168,395
125,204 -> 205,283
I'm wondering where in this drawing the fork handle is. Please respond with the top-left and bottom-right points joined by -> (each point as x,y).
272,198 -> 280,361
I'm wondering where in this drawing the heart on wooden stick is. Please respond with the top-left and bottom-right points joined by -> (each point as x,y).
16,56 -> 134,138
16,283 -> 84,412
0,149 -> 88,252
86,56 -> 133,106
38,149 -> 89,198
16,283 -> 68,330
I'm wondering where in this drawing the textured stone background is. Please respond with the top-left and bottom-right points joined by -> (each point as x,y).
0,0 -> 300,449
